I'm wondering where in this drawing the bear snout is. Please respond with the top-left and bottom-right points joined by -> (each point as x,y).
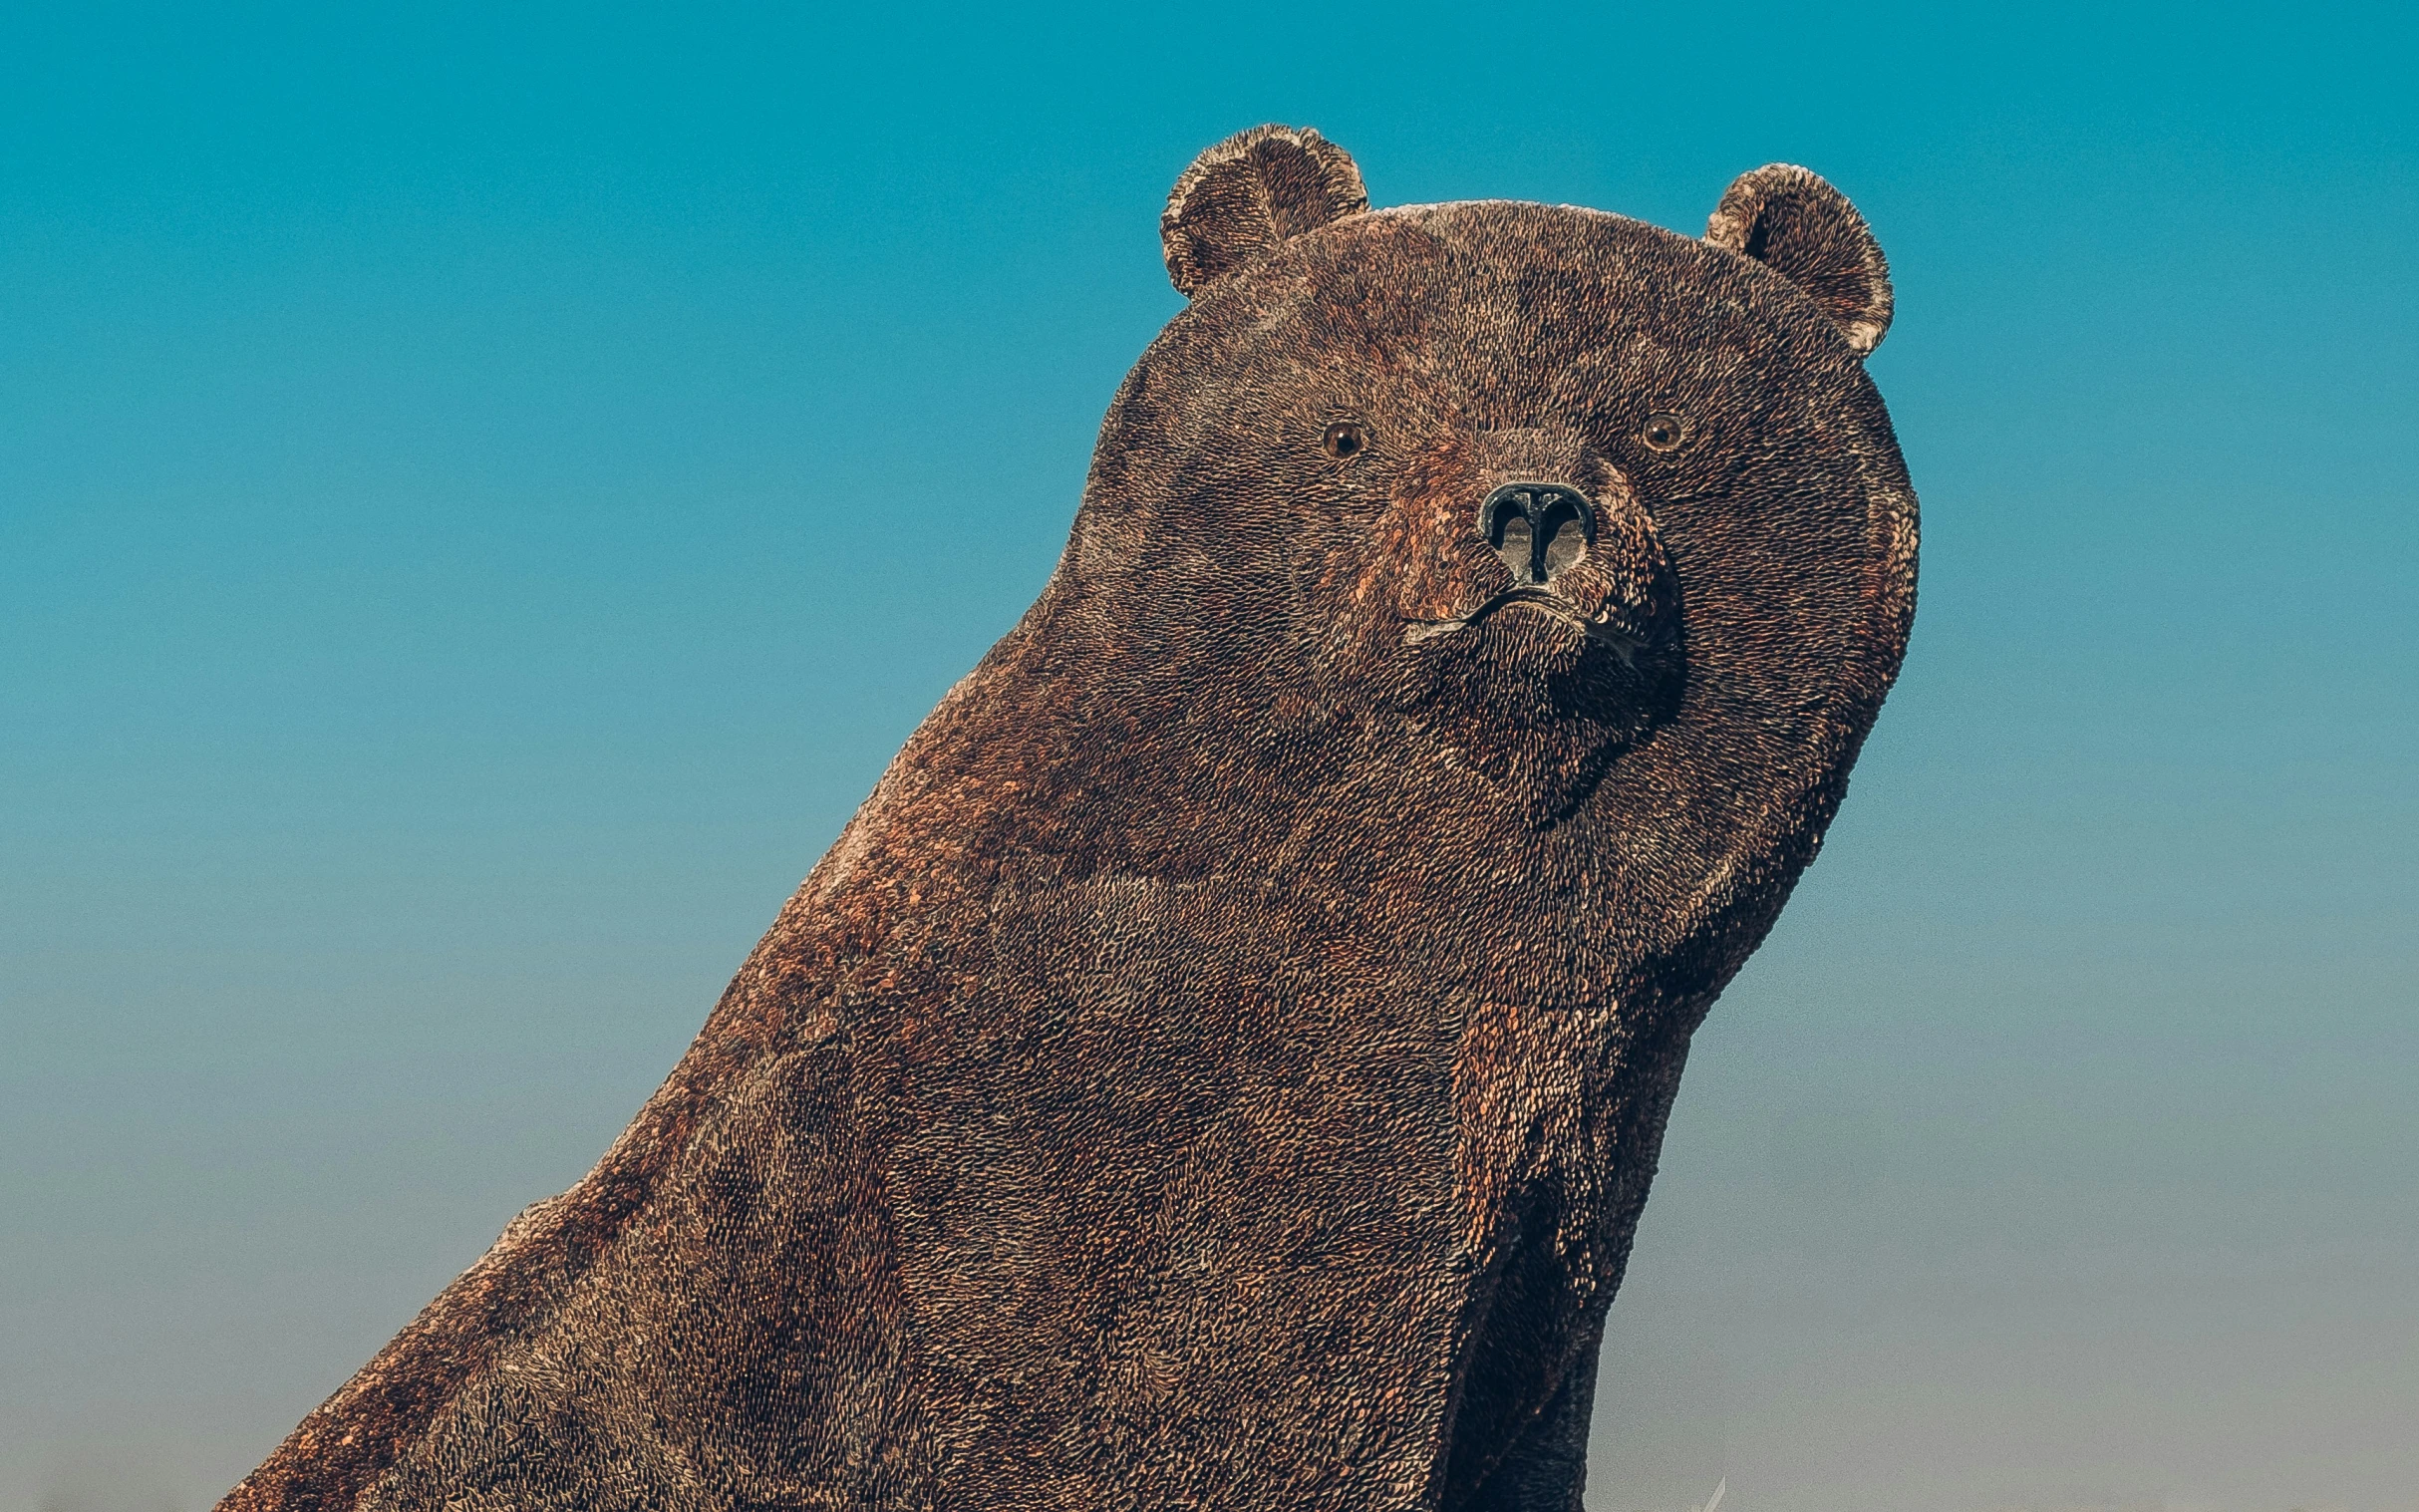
1398,469 -> 1674,655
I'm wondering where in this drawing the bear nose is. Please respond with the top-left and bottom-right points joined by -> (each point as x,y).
1479,482 -> 1593,586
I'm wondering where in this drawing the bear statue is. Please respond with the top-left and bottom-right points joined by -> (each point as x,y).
219,123 -> 1917,1512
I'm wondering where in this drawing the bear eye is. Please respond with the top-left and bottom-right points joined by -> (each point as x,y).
1321,421 -> 1370,461
1641,413 -> 1688,453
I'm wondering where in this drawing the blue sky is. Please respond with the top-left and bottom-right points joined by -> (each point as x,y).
2,4 -> 2412,1510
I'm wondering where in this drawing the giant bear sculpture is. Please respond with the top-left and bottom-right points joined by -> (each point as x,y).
221,124 -> 1917,1512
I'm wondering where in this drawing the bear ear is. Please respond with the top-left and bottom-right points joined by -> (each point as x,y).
1161,125 -> 1368,298
1705,164 -> 1893,357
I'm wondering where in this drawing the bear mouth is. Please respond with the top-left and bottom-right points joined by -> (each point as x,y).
1403,586 -> 1651,658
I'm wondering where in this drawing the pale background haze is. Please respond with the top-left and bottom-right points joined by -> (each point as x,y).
3,4 -> 2413,1511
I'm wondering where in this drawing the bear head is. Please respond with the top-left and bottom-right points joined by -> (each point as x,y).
1063,125 -> 1909,829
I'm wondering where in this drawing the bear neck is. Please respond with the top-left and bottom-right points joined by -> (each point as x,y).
790,570 -> 1848,1019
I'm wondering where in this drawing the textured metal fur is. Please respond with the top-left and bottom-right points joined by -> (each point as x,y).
219,127 -> 1918,1512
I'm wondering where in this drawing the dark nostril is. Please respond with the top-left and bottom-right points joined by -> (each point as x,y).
1481,489 -> 1524,550
1478,481 -> 1593,585
1540,499 -> 1587,578
1495,513 -> 1534,576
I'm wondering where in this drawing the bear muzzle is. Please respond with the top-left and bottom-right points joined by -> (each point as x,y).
1406,473 -> 1675,659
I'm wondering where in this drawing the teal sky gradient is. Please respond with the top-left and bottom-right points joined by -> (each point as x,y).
3,4 -> 2413,1510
